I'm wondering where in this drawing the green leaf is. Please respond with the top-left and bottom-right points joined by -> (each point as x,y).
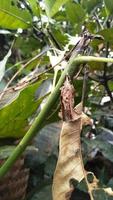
44,0 -> 69,17
89,61 -> 104,71
44,156 -> 57,178
93,189 -> 113,200
81,0 -> 102,13
107,178 -> 113,188
97,28 -> 113,44
83,137 -> 113,163
0,0 -> 32,29
65,2 -> 86,25
27,0 -> 40,17
0,80 -> 48,138
104,0 -> 113,16
14,36 -> 42,58
49,27 -> 68,47
31,185 -> 52,200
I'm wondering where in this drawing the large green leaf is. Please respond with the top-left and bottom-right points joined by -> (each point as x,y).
104,0 -> 113,16
65,2 -> 86,25
81,0 -> 102,13
49,27 -> 68,47
14,36 -> 42,58
93,189 -> 113,200
83,137 -> 113,163
44,0 -> 69,17
97,28 -> 113,44
27,0 -> 40,17
0,0 -> 32,29
31,185 -> 52,200
0,80 -> 48,138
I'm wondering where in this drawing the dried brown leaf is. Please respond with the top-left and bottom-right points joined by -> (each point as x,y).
52,77 -> 92,200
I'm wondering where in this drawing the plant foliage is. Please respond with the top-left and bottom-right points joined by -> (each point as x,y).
0,0 -> 113,200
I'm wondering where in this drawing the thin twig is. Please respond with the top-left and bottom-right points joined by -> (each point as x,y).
73,65 -> 84,80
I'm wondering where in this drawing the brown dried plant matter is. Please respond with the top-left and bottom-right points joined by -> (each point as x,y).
52,76 -> 92,200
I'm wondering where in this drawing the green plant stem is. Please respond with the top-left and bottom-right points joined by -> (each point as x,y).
0,55 -> 113,179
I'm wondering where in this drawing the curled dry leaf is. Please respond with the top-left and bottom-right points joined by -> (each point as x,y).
52,76 -> 92,200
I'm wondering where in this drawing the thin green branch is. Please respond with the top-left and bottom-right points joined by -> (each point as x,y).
0,55 -> 113,179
